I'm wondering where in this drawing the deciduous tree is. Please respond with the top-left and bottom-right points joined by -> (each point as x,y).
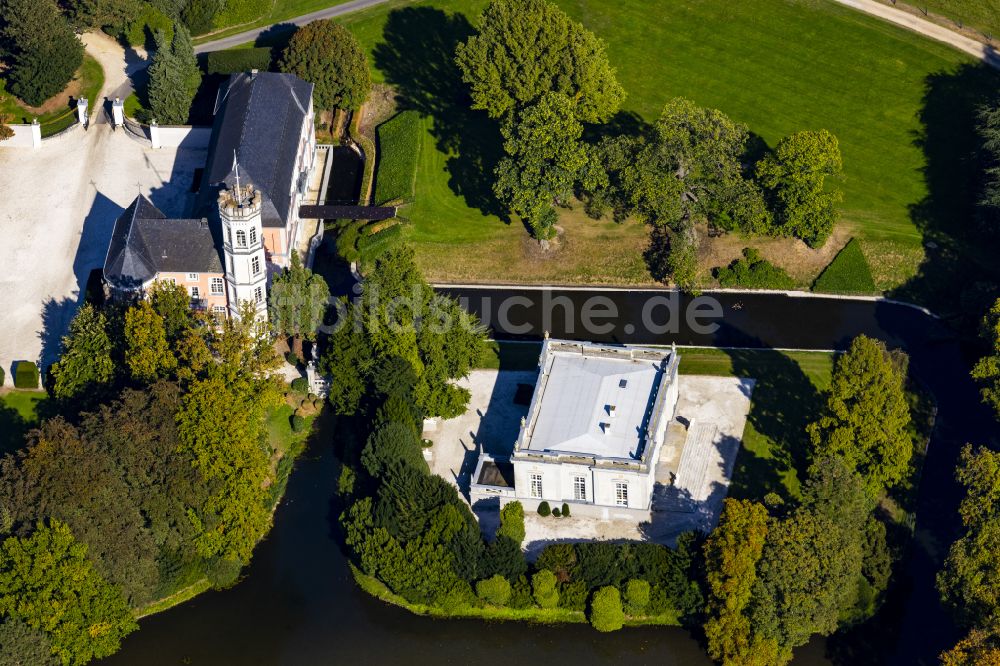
756,129 -> 842,247
0,519 -> 137,665
807,335 -> 912,496
268,251 -> 331,351
938,444 -> 1000,629
972,298 -> 1000,418
455,0 -> 624,123
125,300 -> 177,382
279,19 -> 371,110
589,586 -> 624,632
493,92 -> 604,239
703,498 -> 771,664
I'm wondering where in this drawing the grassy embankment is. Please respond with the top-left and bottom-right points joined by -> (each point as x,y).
300,0 -> 998,299
0,54 -> 104,137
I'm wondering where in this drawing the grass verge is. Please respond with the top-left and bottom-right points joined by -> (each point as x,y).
373,109 -> 421,204
812,238 -> 877,294
135,578 -> 212,619
0,390 -> 47,455
0,53 -> 104,134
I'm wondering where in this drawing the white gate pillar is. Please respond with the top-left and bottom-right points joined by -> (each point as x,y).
149,120 -> 161,149
76,97 -> 88,126
30,119 -> 41,148
111,97 -> 124,127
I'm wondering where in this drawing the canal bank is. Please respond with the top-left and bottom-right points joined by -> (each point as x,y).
105,286 -> 997,665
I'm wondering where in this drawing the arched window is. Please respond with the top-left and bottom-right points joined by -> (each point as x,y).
236,229 -> 247,247
249,228 -> 257,245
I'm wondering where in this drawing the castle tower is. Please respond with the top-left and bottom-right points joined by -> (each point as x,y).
219,179 -> 268,322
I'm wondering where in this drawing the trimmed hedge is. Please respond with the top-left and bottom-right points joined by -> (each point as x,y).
374,110 -> 422,205
290,377 -> 309,394
205,47 -> 273,75
357,223 -> 403,263
13,362 -> 39,389
812,238 -> 876,294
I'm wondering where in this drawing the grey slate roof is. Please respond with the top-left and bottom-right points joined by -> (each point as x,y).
199,71 -> 313,228
104,194 -> 222,289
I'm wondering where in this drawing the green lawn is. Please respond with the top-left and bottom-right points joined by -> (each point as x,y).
0,53 -> 104,136
306,0 -> 999,300
0,391 -> 47,455
678,347 -> 834,501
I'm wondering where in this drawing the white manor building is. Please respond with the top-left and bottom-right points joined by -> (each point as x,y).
472,339 -> 680,521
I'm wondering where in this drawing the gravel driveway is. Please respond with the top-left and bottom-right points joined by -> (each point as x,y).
0,33 -> 205,385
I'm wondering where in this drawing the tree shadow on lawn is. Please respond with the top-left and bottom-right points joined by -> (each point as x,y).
889,62 -> 1000,323
0,401 -> 29,456
373,7 -> 508,221
721,348 -> 823,502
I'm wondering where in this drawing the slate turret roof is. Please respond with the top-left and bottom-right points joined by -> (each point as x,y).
199,71 -> 313,228
103,194 -> 223,290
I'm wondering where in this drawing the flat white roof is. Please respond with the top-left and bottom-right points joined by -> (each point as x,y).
523,345 -> 667,460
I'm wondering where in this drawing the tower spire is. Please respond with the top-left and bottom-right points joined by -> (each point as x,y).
233,150 -> 243,205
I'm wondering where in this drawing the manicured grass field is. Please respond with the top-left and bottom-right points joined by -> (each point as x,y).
812,237 -> 877,294
374,110 -> 422,204
0,391 -> 47,455
324,0 -> 1000,297
0,54 -> 104,136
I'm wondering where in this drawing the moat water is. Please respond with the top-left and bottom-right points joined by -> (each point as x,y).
105,288 -> 996,665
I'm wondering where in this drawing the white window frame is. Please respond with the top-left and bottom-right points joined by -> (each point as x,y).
210,277 -> 224,295
529,473 -> 543,499
187,273 -> 198,282
189,286 -> 200,299
212,305 -> 226,314
251,256 -> 261,275
249,228 -> 257,245
573,476 -> 586,501
254,286 -> 263,303
236,229 -> 247,248
614,482 -> 628,507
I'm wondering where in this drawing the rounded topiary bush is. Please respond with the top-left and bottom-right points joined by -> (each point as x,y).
290,414 -> 306,433
589,586 -> 624,632
290,377 -> 309,394
624,579 -> 650,616
552,507 -> 561,517
561,503 -> 570,517
475,574 -> 512,606
285,351 -> 300,366
537,501 -> 551,517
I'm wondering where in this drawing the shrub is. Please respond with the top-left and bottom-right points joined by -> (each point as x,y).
714,247 -> 796,290
357,223 -> 404,264
624,579 -> 650,616
561,503 -> 570,517
204,556 -> 242,589
285,351 -> 300,366
205,47 -> 273,75
182,0 -> 226,36
0,367 -> 4,386
290,377 -> 309,393
812,238 -> 876,294
559,580 -> 588,611
337,466 -> 355,496
537,501 -> 551,517
552,507 -> 561,517
290,414 -> 306,433
374,110 -> 422,204
475,574 -> 512,606
13,362 -> 38,389
509,574 -> 534,609
589,586 -> 625,632
497,501 -> 525,544
532,570 -> 559,609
